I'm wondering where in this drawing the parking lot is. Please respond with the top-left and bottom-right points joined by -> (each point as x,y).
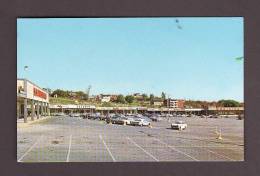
17,115 -> 244,162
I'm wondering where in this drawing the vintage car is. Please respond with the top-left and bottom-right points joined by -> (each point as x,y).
130,118 -> 151,126
171,121 -> 187,130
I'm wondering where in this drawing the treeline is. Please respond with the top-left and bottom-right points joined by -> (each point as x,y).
50,89 -> 167,104
115,93 -> 165,104
184,99 -> 242,108
49,89 -> 242,107
51,89 -> 88,99
218,99 -> 242,107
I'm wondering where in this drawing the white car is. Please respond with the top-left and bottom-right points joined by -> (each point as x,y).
125,117 -> 135,125
171,121 -> 187,130
130,118 -> 151,126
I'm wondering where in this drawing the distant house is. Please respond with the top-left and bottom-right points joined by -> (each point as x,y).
109,95 -> 118,101
69,92 -> 77,98
98,94 -> 118,102
101,96 -> 111,102
150,98 -> 163,106
133,93 -> 144,101
164,99 -> 185,109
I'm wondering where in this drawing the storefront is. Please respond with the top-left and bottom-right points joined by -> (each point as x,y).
17,78 -> 50,123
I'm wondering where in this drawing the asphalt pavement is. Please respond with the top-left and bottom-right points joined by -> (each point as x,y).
17,115 -> 244,162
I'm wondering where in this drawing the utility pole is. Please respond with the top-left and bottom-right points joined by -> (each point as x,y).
86,85 -> 91,100
23,65 -> 29,123
166,94 -> 170,108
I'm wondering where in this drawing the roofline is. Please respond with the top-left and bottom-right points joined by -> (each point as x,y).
17,78 -> 48,95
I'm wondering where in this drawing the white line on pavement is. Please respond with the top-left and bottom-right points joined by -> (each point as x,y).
18,135 -> 43,162
99,134 -> 116,162
66,135 -> 72,162
127,137 -> 159,161
205,148 -> 235,161
154,138 -> 199,161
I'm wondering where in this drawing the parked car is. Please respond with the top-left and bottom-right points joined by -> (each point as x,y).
89,113 -> 101,120
166,114 -> 173,117
125,117 -> 135,125
130,118 -> 151,126
109,116 -> 126,125
171,121 -> 187,130
149,116 -> 162,122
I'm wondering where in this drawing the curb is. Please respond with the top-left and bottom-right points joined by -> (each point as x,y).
17,116 -> 52,128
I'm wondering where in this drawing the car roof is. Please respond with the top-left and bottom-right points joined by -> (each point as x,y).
175,121 -> 185,123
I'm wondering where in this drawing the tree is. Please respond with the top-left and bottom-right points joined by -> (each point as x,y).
125,95 -> 134,104
161,92 -> 166,100
51,89 -> 69,97
142,94 -> 149,101
75,91 -> 86,99
218,99 -> 240,107
116,94 -> 126,104
149,94 -> 154,102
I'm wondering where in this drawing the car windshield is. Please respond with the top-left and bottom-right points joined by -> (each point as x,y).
141,116 -> 151,121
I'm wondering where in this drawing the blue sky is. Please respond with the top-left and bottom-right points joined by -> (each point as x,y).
17,18 -> 244,101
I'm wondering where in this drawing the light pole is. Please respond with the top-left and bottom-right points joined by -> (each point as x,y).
23,65 -> 29,123
24,65 -> 29,80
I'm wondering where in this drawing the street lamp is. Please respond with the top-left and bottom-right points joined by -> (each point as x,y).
24,65 -> 29,79
23,65 -> 29,123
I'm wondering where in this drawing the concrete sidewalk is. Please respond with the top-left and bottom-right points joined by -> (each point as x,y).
17,116 -> 52,128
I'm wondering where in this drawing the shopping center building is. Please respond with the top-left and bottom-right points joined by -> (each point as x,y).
17,78 -> 50,123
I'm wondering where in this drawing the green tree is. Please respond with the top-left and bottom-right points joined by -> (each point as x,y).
161,92 -> 166,100
218,99 -> 240,107
149,94 -> 154,102
116,94 -> 126,104
142,94 -> 149,101
125,95 -> 134,104
75,91 -> 86,99
51,89 -> 68,97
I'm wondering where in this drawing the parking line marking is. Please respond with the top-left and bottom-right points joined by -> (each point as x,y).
18,135 -> 43,162
205,148 -> 235,161
154,138 -> 199,161
126,137 -> 159,161
99,134 -> 116,162
66,135 -> 72,162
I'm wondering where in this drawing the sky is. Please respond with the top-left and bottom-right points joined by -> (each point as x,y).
17,17 -> 244,102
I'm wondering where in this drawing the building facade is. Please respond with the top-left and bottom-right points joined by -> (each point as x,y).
151,98 -> 164,106
164,99 -> 185,109
17,79 -> 50,123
